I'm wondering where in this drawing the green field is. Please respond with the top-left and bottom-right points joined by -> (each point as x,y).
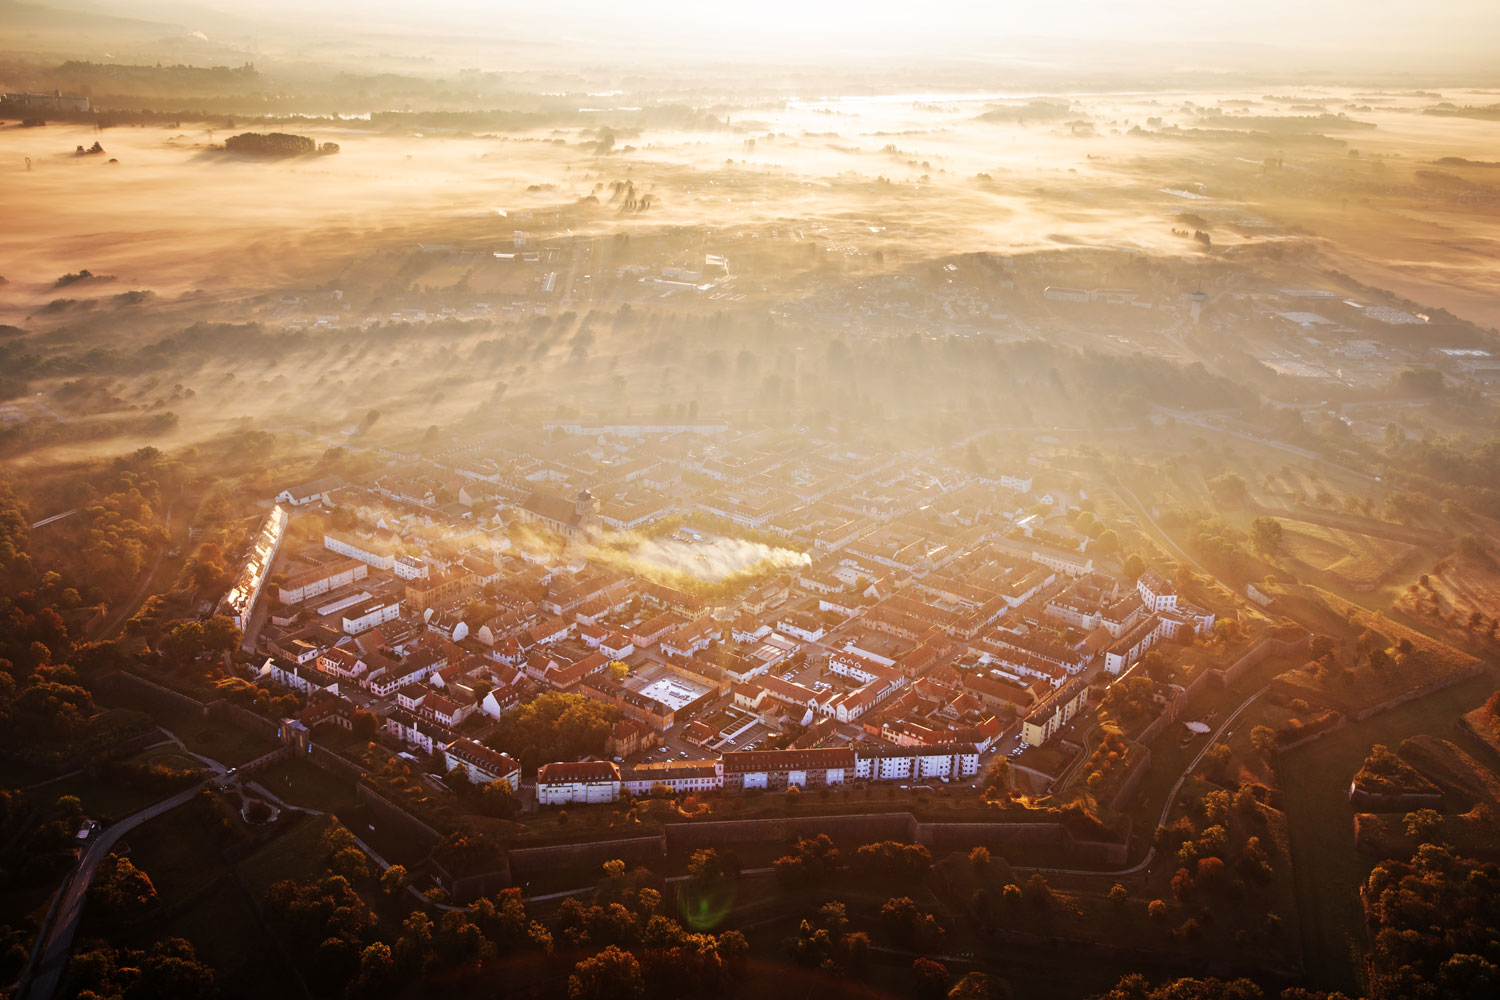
255,757 -> 359,812
96,799 -> 328,999
23,771 -> 163,823
125,743 -> 207,772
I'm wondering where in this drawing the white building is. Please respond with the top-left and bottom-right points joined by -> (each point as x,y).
259,657 -> 332,696
324,531 -> 397,571
444,738 -> 521,790
852,744 -> 980,781
1022,682 -> 1090,746
536,760 -> 622,805
276,476 -> 341,507
278,558 -> 367,605
1136,570 -> 1179,612
1103,615 -> 1164,675
621,760 -> 723,796
394,556 -> 430,581
342,597 -> 402,635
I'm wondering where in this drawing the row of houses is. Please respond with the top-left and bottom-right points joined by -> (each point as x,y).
535,742 -> 982,804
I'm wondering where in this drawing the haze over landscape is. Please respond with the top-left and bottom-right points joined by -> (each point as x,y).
2,3 -> 1500,1000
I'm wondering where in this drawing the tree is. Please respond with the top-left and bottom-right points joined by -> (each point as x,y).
479,780 -> 521,819
568,944 -> 645,1000
913,957 -> 951,1000
380,865 -> 408,898
435,909 -> 490,968
687,848 -> 734,885
1208,472 -> 1248,507
852,841 -> 932,883
948,972 -> 995,1000
393,910 -> 434,978
91,854 -> 158,924
1140,650 -> 1173,683
982,758 -> 1012,798
773,834 -> 839,886
844,930 -> 871,976
486,691 -> 618,764
350,709 -> 379,742
879,896 -> 944,947
1436,952 -> 1500,1000
1123,553 -> 1146,580
1093,975 -> 1265,999
1250,725 -> 1278,761
329,846 -> 369,882
350,942 -> 397,999
1250,517 -> 1283,557
1404,808 -> 1444,845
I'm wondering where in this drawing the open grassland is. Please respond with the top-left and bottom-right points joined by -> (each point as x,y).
124,742 -> 206,772
22,771 -> 161,823
1396,735 -> 1500,811
1395,548 -> 1500,639
1269,584 -> 1483,716
1459,702 -> 1500,763
255,757 -> 360,813
98,800 -> 333,999
1278,522 -> 1417,590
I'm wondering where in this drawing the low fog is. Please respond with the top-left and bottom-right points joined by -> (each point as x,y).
598,534 -> 812,585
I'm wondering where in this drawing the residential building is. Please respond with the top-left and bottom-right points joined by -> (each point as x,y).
537,760 -> 622,805
444,738 -> 521,790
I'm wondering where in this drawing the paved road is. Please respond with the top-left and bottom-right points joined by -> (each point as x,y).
1115,484 -> 1214,582
24,782 -> 206,1000
155,729 -> 230,778
1018,683 -> 1271,879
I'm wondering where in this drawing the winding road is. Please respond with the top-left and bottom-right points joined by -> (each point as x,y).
1018,683 -> 1271,879
20,728 -> 237,999
22,782 -> 207,1000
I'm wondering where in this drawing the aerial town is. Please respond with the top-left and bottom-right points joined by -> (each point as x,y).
240,430 -> 1203,804
4,2 -> 1500,1000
